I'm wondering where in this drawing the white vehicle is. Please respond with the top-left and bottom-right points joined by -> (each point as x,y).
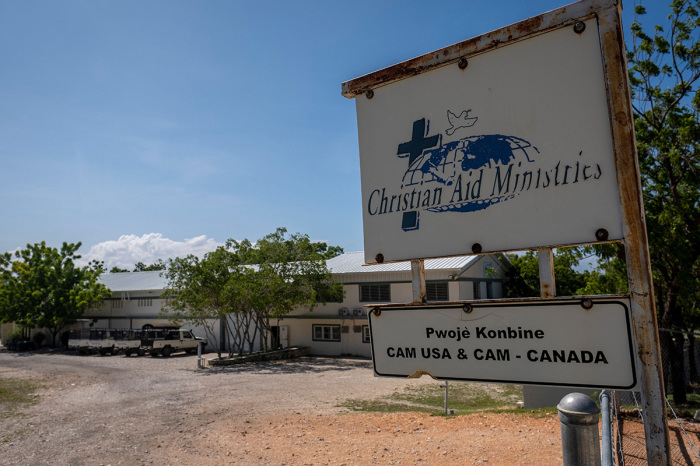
67,329 -> 91,354
68,329 -> 119,355
115,329 -> 146,357
140,328 -> 206,357
87,329 -> 121,355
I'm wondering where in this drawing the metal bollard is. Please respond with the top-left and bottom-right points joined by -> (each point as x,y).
558,392 -> 601,466
600,391 -> 613,466
197,341 -> 206,369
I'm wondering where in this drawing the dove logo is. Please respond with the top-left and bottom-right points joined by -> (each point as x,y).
446,109 -> 478,135
365,114 -> 605,232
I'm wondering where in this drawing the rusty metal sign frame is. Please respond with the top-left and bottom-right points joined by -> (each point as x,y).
342,0 -> 670,463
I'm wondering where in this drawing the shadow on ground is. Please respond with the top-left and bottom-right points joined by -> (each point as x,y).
192,356 -> 372,377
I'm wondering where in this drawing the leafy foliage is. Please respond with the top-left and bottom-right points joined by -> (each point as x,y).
625,0 -> 700,403
163,228 -> 344,358
0,242 -> 110,346
628,0 -> 700,331
503,247 -> 628,299
109,259 -> 166,273
109,266 -> 129,273
133,260 -> 167,272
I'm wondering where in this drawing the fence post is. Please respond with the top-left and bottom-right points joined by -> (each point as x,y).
558,393 -> 601,466
444,381 -> 449,415
600,391 -> 613,466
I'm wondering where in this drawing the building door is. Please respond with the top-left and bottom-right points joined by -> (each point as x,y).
270,326 -> 280,349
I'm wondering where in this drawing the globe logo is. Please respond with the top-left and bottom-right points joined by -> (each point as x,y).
402,134 -> 540,209
394,117 -> 539,231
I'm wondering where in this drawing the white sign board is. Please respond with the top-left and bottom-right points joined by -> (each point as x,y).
369,299 -> 636,389
353,17 -> 624,264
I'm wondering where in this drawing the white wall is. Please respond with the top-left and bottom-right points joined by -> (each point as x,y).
282,254 -> 509,357
90,291 -> 166,319
280,318 -> 372,357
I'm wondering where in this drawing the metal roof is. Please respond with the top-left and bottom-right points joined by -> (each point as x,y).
99,271 -> 167,292
326,251 -> 478,274
97,253 -> 480,292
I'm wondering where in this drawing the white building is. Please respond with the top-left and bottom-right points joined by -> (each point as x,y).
85,271 -> 224,350
88,271 -> 170,330
277,251 -> 509,358
2,252 -> 509,357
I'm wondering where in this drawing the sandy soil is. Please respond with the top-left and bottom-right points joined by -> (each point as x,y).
0,348 -> 640,465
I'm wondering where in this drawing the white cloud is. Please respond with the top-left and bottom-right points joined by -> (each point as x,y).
78,233 -> 222,271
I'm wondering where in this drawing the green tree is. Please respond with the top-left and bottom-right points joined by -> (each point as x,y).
162,248 -> 240,358
133,260 -> 166,272
109,260 -> 167,273
0,242 -> 110,347
233,228 -> 345,352
109,266 -> 129,273
575,244 -> 629,296
162,228 -> 344,358
627,0 -> 700,403
503,247 -> 627,299
501,252 -> 540,298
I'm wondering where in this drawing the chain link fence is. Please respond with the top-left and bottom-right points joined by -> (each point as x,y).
609,328 -> 700,465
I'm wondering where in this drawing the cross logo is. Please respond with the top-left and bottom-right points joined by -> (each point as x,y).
397,118 -> 440,166
397,119 -> 440,231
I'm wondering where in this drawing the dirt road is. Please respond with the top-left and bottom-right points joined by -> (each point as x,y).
0,350 -> 564,465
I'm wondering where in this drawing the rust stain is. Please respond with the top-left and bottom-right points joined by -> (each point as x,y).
341,2 -> 602,98
541,283 -> 553,298
367,294 -> 632,310
512,14 -> 544,34
411,259 -> 427,304
614,110 -> 629,126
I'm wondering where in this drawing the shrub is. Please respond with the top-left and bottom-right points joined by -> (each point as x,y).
59,331 -> 70,348
32,332 -> 46,347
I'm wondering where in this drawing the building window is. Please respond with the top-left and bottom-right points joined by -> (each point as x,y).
313,324 -> 341,342
112,300 -> 123,309
473,281 -> 482,300
473,282 -> 493,299
360,284 -> 390,302
137,298 -> 153,307
426,282 -> 449,302
362,325 -> 371,343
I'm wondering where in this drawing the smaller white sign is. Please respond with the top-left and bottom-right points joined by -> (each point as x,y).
369,299 -> 636,389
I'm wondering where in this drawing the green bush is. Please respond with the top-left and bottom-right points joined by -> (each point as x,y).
59,331 -> 70,348
32,332 -> 46,346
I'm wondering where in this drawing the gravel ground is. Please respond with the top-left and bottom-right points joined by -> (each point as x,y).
0,349 -> 564,465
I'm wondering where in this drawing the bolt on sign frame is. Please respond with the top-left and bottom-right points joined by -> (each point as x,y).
342,0 -> 670,463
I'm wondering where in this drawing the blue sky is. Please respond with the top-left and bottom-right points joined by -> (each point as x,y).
0,1 -> 667,269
